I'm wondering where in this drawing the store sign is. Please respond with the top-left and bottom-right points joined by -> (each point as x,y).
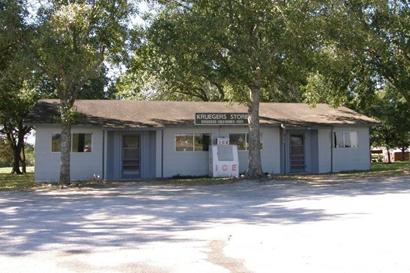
195,113 -> 248,125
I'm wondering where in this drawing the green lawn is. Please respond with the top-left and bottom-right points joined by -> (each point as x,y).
370,161 -> 410,172
0,162 -> 409,191
0,167 -> 35,191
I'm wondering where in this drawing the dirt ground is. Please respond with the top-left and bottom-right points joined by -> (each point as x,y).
1,175 -> 410,273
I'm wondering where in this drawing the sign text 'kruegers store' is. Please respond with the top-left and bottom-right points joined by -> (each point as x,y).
195,113 -> 248,125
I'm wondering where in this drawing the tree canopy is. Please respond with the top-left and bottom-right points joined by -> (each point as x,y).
33,0 -> 133,185
123,0 -> 349,176
1,0 -> 409,180
0,0 -> 37,173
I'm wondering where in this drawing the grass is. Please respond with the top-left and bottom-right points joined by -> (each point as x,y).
0,167 -> 35,191
0,166 -> 34,174
0,162 -> 409,191
278,161 -> 410,182
370,161 -> 410,172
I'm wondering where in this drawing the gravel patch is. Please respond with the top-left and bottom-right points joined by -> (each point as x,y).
1,175 -> 410,272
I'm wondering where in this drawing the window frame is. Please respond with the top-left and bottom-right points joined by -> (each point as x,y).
51,133 -> 61,153
50,133 -> 93,153
193,133 -> 211,152
229,133 -> 248,151
175,133 -> 211,152
334,130 -> 359,149
71,133 -> 93,153
228,133 -> 263,151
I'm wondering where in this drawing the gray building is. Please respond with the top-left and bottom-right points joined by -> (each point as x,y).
29,100 -> 378,182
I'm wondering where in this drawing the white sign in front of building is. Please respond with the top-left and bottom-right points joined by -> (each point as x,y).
209,144 -> 239,177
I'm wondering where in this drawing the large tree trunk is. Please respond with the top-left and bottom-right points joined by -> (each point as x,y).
11,148 -> 22,174
4,126 -> 22,175
59,121 -> 71,187
387,149 -> 391,164
3,121 -> 30,175
247,86 -> 263,178
18,126 -> 26,174
21,143 -> 26,174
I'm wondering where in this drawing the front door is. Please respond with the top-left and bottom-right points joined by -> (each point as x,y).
290,135 -> 305,172
122,135 -> 140,178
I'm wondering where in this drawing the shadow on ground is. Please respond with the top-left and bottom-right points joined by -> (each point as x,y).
0,175 -> 409,257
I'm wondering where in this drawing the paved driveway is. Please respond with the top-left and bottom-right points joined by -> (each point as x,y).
1,176 -> 410,273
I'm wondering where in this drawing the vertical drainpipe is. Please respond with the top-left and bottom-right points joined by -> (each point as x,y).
330,126 -> 334,173
102,129 -> 105,180
280,124 -> 286,174
161,128 -> 164,178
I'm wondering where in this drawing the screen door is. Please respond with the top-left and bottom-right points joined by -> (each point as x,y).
122,135 -> 140,177
290,135 -> 305,172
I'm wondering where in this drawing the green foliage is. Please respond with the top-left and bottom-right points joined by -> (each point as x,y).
0,138 -> 34,167
33,0 -> 133,183
34,0 -> 132,106
302,1 -> 410,109
0,83 -> 38,127
365,0 -> 410,105
120,0 -> 329,102
302,72 -> 347,107
0,0 -> 37,123
0,0 -> 37,174
369,87 -> 410,150
0,137 -> 13,167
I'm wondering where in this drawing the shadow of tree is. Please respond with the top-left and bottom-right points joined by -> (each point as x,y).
1,175 -> 409,257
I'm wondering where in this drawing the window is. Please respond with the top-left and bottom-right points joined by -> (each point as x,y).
350,131 -> 358,147
334,130 -> 358,148
176,134 -> 194,151
194,134 -> 210,151
72,133 -> 92,152
229,134 -> 247,150
51,133 -> 92,152
229,133 -> 263,150
176,133 -> 210,151
52,134 -> 61,152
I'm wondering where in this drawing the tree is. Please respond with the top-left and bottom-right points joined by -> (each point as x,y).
0,0 -> 36,174
363,0 -> 410,107
127,0 -> 326,177
0,85 -> 36,173
34,0 -> 132,186
302,1 -> 410,109
0,136 -> 13,167
370,87 -> 410,162
300,1 -> 410,162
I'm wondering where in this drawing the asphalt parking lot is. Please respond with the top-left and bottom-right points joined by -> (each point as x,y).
1,176 -> 410,273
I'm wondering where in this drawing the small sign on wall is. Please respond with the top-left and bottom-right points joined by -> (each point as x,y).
217,137 -> 229,145
195,113 -> 248,125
